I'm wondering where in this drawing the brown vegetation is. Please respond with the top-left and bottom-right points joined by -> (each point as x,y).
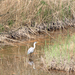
0,0 -> 75,29
0,0 -> 75,41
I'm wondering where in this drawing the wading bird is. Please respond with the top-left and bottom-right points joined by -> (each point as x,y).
27,42 -> 37,55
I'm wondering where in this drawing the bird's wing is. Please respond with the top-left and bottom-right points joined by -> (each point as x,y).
27,47 -> 34,54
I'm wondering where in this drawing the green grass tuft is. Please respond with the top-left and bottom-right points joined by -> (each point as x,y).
44,33 -> 75,64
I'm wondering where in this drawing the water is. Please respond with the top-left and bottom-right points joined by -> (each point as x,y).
0,28 -> 75,75
0,44 -> 75,75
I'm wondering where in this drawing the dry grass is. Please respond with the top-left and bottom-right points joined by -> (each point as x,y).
44,33 -> 75,71
0,0 -> 75,29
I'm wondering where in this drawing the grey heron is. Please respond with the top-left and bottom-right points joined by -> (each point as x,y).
27,42 -> 37,54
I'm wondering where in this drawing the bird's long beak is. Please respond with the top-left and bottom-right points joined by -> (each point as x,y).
37,42 -> 39,43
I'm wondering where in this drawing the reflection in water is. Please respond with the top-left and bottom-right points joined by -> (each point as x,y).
0,28 -> 75,75
0,43 -> 75,75
28,58 -> 33,66
0,45 -> 74,75
28,58 -> 35,69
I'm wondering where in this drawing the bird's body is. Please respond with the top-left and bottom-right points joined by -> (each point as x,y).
27,42 -> 37,54
27,47 -> 35,54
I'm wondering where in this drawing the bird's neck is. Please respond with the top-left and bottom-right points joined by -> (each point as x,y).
34,43 -> 36,49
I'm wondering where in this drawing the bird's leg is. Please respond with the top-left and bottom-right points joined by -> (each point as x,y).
33,51 -> 38,55
30,53 -> 32,57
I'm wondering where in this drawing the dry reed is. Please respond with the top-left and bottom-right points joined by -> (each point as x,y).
0,0 -> 75,29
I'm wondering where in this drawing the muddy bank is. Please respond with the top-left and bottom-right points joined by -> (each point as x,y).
1,19 -> 75,39
0,19 -> 75,45
9,19 -> 75,40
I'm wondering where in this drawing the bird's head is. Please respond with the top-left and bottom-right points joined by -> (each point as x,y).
34,42 -> 39,44
34,42 -> 37,44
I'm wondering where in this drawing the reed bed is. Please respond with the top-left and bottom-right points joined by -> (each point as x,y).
0,0 -> 75,29
44,33 -> 75,72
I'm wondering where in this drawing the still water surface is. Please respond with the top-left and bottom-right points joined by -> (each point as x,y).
0,28 -> 75,75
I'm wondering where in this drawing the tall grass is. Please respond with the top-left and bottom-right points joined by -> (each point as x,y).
44,33 -> 75,64
0,0 -> 75,28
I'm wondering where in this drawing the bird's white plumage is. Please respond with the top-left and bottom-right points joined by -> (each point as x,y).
27,47 -> 34,54
27,42 -> 37,54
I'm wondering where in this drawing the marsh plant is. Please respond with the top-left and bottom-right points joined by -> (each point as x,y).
44,33 -> 75,65
0,0 -> 75,28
